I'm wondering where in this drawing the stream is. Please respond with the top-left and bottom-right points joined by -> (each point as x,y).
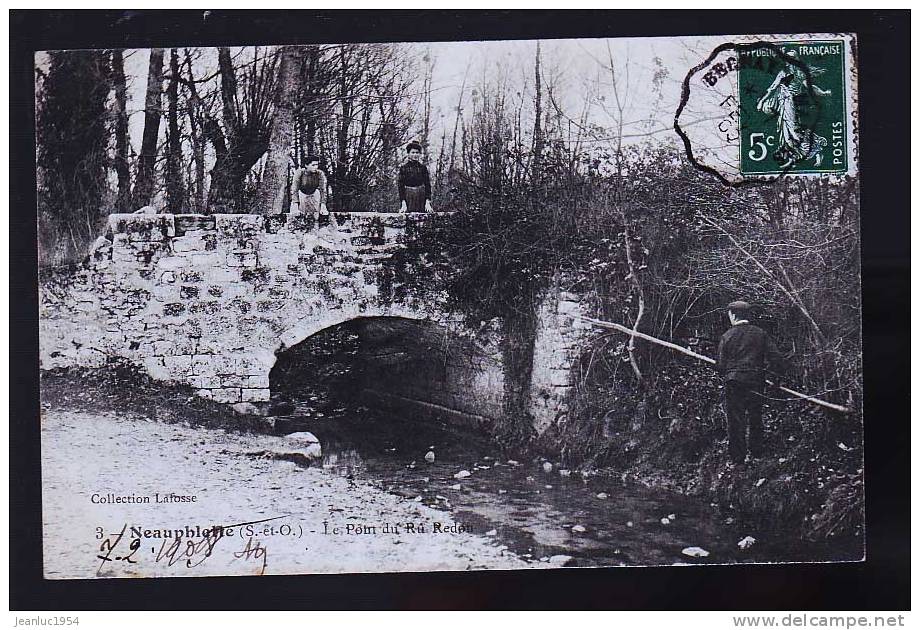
264,322 -> 816,568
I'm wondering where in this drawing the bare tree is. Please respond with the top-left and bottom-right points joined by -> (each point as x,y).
531,41 -> 544,183
110,49 -> 131,212
447,65 -> 469,178
132,48 -> 164,209
420,48 -> 434,153
181,49 -> 206,213
165,48 -> 184,213
204,46 -> 278,212
256,46 -> 304,214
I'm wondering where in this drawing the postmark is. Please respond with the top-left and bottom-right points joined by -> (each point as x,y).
675,34 -> 857,186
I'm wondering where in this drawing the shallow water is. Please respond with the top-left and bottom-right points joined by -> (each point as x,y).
273,406 -> 823,567
266,321 -> 852,567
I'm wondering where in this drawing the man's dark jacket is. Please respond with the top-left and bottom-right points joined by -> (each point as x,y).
716,322 -> 784,386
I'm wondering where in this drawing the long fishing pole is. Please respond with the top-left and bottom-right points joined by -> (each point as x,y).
573,314 -> 853,414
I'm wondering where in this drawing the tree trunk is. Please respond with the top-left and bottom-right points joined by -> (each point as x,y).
183,50 -> 206,213
335,47 -> 353,208
204,46 -> 273,212
448,70 -> 467,177
132,48 -> 164,210
421,49 -> 433,153
531,41 -> 544,184
110,50 -> 131,213
165,48 -> 184,213
218,47 -> 239,137
256,46 -> 303,214
622,222 -> 646,384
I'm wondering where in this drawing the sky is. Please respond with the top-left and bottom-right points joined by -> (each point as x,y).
38,33 -> 826,191
74,35 -> 734,157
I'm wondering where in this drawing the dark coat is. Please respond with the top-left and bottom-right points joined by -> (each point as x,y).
716,322 -> 784,386
398,161 -> 431,201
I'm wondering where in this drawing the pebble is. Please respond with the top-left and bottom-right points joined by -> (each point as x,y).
626,521 -> 634,527
571,525 -> 586,533
424,451 -> 436,463
660,517 -> 671,525
559,469 -> 571,477
507,460 -> 519,466
486,529 -> 497,536
596,492 -> 608,499
548,555 -> 573,566
542,462 -> 553,473
454,470 -> 471,479
449,484 -> 461,490
681,546 -> 710,558
737,536 -> 757,550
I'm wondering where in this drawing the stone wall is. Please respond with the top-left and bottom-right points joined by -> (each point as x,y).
528,277 -> 592,434
39,212 -> 592,435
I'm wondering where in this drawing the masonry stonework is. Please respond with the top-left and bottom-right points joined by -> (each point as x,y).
39,212 -> 590,434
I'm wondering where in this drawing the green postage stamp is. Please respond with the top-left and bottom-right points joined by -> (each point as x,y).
675,33 -> 857,184
738,41 -> 848,175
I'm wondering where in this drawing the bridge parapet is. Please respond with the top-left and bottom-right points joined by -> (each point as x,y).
40,212 -> 592,434
44,212 -> 451,404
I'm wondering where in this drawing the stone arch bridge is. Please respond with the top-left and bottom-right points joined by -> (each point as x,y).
40,212 -> 592,435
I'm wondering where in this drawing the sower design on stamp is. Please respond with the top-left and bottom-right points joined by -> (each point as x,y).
675,35 -> 856,186
738,41 -> 848,175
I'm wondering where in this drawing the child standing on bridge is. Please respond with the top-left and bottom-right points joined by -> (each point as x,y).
398,142 -> 433,213
290,155 -> 329,218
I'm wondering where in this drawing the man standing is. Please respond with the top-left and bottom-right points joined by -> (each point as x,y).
290,155 -> 328,217
397,142 -> 433,213
716,301 -> 785,465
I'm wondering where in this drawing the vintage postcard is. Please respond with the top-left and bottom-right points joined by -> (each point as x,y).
37,31 -> 863,579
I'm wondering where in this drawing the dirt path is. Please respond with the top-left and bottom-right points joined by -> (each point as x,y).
41,410 -> 528,579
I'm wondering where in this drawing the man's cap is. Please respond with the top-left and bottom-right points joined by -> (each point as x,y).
406,141 -> 423,152
727,300 -> 753,314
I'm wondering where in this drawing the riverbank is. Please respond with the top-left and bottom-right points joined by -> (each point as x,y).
40,406 -> 528,579
39,365 -> 771,570
541,369 -> 865,559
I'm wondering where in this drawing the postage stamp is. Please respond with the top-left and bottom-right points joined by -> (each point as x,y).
674,33 -> 857,185
738,41 -> 848,175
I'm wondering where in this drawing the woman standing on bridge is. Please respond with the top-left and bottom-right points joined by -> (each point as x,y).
398,142 -> 433,213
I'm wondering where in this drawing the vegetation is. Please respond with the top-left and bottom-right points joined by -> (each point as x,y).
385,52 -> 862,543
37,41 -> 863,545
36,44 -> 425,265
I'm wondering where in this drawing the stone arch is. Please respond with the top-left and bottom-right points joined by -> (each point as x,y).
271,304 -> 436,369
267,311 -> 506,431
38,213 -> 593,436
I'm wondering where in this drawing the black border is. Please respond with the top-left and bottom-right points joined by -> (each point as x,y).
10,10 -> 910,610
